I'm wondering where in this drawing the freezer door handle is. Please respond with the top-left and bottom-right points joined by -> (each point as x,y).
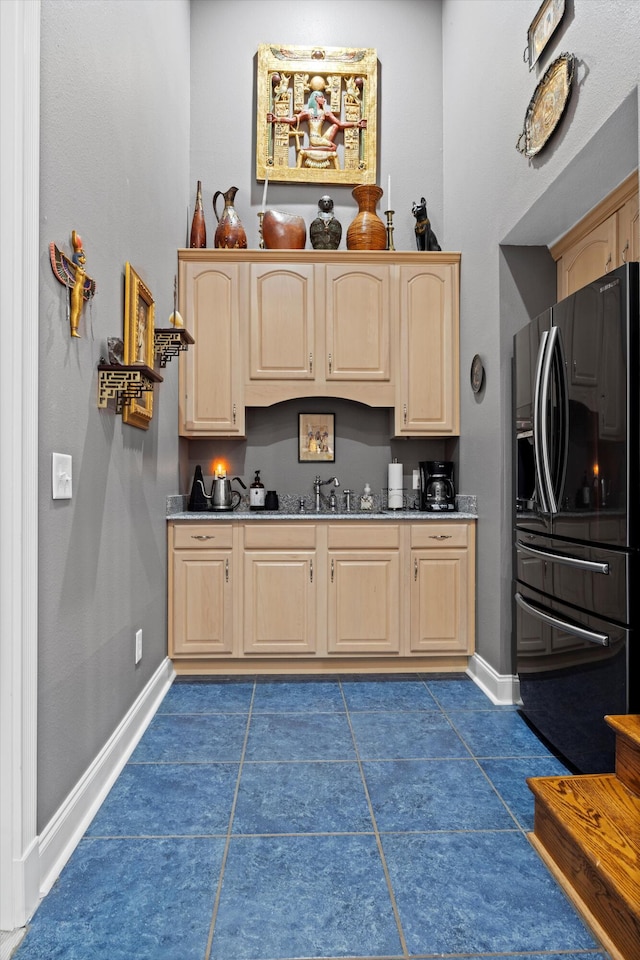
516,540 -> 610,575
515,592 -> 610,647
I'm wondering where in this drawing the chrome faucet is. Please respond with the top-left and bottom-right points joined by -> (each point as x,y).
314,475 -> 340,511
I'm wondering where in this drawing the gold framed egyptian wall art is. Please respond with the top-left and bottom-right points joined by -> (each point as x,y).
123,262 -> 156,429
256,43 -> 378,186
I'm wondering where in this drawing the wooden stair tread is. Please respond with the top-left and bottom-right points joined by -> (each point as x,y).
606,714 -> 640,747
528,774 -> 640,912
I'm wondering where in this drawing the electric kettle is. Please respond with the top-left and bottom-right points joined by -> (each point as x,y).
211,475 -> 246,511
419,461 -> 456,511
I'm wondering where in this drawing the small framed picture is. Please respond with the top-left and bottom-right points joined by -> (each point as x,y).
298,413 -> 335,463
123,262 -> 155,429
524,0 -> 566,70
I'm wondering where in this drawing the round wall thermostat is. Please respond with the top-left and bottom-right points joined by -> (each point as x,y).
470,354 -> 484,393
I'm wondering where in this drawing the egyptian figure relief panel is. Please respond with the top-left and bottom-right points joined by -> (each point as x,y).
256,43 -> 378,186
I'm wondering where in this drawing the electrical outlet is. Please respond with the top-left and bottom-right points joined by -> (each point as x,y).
413,469 -> 420,490
52,453 -> 73,499
135,629 -> 142,665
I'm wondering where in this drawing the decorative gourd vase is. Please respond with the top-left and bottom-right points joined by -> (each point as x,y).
213,186 -> 247,249
189,180 -> 207,248
262,210 -> 307,249
346,184 -> 387,250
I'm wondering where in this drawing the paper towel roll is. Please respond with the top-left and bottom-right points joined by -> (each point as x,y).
388,462 -> 403,509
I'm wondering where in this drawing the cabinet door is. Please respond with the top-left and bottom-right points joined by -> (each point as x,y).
324,264 -> 390,381
179,260 -> 244,435
557,213 -> 617,299
618,193 -> 639,265
410,548 -> 471,654
396,262 -> 459,435
249,263 -> 315,379
171,550 -> 234,656
243,552 -> 317,654
327,551 -> 401,653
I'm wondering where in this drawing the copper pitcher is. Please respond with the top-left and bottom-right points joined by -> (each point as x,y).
212,186 -> 247,249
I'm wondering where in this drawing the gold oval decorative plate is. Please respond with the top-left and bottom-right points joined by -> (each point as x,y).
516,53 -> 575,158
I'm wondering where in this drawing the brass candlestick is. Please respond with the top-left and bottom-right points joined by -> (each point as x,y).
257,211 -> 265,249
384,210 -> 395,252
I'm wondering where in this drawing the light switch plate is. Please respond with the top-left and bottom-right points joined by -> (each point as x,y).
52,453 -> 72,499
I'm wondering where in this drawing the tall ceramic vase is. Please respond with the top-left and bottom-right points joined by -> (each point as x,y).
189,180 -> 207,248
346,184 -> 387,250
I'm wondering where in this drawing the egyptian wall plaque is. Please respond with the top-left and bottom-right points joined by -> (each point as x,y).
256,43 -> 378,186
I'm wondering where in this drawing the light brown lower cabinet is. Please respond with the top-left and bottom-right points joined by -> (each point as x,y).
168,519 -> 475,672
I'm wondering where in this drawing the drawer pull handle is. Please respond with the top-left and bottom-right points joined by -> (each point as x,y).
414,557 -> 418,581
403,403 -> 407,424
310,559 -> 313,583
328,353 -> 333,374
429,534 -> 451,540
309,352 -> 313,374
191,534 -> 215,540
232,403 -> 237,424
331,558 -> 334,583
225,558 -> 229,582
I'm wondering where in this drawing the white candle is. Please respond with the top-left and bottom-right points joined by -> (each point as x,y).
261,171 -> 269,212
387,174 -> 391,211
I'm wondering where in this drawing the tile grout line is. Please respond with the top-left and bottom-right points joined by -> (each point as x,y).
337,677 -> 411,960
203,679 -> 257,960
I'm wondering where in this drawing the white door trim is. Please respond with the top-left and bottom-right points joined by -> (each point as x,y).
0,0 -> 41,935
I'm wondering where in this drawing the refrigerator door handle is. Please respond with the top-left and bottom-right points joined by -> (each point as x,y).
533,329 -> 550,513
539,326 -> 560,513
516,540 -> 610,575
515,592 -> 610,647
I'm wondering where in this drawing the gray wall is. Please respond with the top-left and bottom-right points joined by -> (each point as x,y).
38,0 -> 190,829
442,0 -> 640,674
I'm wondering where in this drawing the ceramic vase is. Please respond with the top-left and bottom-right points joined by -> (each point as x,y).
346,184 -> 387,250
189,180 -> 207,248
213,186 -> 247,249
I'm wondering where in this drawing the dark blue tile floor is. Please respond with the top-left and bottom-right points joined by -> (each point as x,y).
13,675 -> 611,960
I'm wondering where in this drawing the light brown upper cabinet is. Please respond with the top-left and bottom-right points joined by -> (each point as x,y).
178,250 -> 460,437
394,258 -> 460,436
178,256 -> 245,436
552,172 -> 639,300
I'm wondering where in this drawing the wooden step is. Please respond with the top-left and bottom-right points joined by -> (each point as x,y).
528,772 -> 640,960
606,715 -> 640,796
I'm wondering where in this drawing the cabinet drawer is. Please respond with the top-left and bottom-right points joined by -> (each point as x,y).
172,524 -> 234,549
243,523 -> 316,550
327,524 -> 400,549
411,523 -> 470,548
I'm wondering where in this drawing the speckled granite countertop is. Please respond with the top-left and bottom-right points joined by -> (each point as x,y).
167,494 -> 477,521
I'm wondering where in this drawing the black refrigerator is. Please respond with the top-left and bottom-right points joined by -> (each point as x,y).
513,261 -> 639,773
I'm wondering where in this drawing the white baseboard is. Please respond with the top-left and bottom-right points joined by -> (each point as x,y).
37,658 -> 175,902
467,653 -> 520,705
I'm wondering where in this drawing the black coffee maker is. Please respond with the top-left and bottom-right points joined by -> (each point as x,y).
419,461 -> 456,511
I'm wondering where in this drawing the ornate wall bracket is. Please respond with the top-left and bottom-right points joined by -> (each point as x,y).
153,327 -> 195,368
97,363 -> 163,415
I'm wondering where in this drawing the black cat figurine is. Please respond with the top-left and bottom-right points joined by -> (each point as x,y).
412,197 -> 441,251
